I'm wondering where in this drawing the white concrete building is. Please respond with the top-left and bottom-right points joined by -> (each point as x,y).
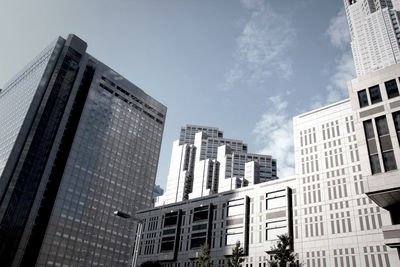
344,0 -> 400,76
293,99 -> 399,266
157,125 -> 277,206
348,62 -> 400,255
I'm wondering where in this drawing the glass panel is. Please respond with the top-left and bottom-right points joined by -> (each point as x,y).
383,151 -> 397,171
226,233 -> 244,245
266,227 -> 287,240
363,120 -> 375,139
375,116 -> 389,135
358,89 -> 369,108
228,205 -> 244,216
266,196 -> 286,209
385,79 -> 399,99
370,154 -> 381,174
368,85 -> 382,104
393,112 -> 400,145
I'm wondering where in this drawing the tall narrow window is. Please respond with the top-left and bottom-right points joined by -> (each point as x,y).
368,85 -> 382,104
376,116 -> 397,171
363,120 -> 381,174
385,79 -> 399,99
393,112 -> 400,145
358,89 -> 369,108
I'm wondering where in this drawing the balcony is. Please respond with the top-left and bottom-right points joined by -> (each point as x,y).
382,224 -> 400,248
364,170 -> 400,208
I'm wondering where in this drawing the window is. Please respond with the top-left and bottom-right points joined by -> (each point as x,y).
160,236 -> 175,252
376,116 -> 397,171
266,190 -> 286,210
192,224 -> 207,231
358,89 -> 369,108
193,206 -> 208,222
190,232 -> 207,248
164,212 -> 178,227
393,112 -> 400,145
266,220 -> 287,240
385,79 -> 399,98
364,120 -> 381,174
226,227 -> 244,245
227,198 -> 244,217
368,85 -> 382,104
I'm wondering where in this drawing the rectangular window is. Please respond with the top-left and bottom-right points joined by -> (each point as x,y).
368,85 -> 382,104
227,198 -> 244,217
193,206 -> 208,222
393,112 -> 400,145
226,227 -> 244,245
376,116 -> 397,171
363,120 -> 381,174
164,212 -> 178,227
266,190 -> 286,210
160,236 -> 175,252
358,89 -> 369,108
266,220 -> 287,240
190,232 -> 207,248
385,79 -> 399,98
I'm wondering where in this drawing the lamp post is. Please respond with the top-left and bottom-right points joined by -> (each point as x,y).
113,210 -> 144,267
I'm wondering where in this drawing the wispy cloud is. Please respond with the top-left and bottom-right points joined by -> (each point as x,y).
325,8 -> 350,49
220,0 -> 295,91
311,8 -> 355,109
253,94 -> 295,178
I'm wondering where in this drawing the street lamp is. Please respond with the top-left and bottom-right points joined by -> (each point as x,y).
113,210 -> 144,267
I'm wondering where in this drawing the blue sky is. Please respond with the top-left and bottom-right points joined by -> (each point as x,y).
0,0 -> 354,188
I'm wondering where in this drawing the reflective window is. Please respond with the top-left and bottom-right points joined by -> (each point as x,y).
364,120 -> 381,174
193,206 -> 208,222
368,85 -> 382,104
190,232 -> 207,249
385,79 -> 399,99
358,89 -> 369,108
266,190 -> 286,210
266,220 -> 287,240
226,227 -> 244,245
376,116 -> 396,171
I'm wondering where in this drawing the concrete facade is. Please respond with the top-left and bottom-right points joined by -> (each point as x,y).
348,62 -> 400,252
344,0 -> 400,76
136,177 -> 296,267
158,125 -> 277,206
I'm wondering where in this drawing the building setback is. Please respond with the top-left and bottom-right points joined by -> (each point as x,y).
0,34 -> 166,266
157,125 -> 277,206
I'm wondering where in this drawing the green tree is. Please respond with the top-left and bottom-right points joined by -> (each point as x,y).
267,234 -> 299,267
228,241 -> 245,267
140,261 -> 162,267
194,243 -> 212,267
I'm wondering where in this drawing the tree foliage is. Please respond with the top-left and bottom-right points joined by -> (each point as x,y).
267,234 -> 300,267
228,241 -> 245,267
140,261 -> 163,267
195,243 -> 212,267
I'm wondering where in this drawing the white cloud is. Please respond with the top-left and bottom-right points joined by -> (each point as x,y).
325,8 -> 351,49
312,8 -> 355,109
253,95 -> 295,178
221,0 -> 295,91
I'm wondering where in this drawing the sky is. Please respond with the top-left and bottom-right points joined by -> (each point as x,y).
0,0 -> 355,189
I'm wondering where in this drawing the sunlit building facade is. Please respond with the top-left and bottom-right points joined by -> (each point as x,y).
157,125 -> 277,206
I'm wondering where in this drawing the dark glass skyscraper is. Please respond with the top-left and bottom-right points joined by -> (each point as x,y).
0,34 -> 167,266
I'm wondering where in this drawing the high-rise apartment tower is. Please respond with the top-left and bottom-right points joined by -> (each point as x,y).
0,34 -> 166,266
344,0 -> 400,76
157,125 -> 277,205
